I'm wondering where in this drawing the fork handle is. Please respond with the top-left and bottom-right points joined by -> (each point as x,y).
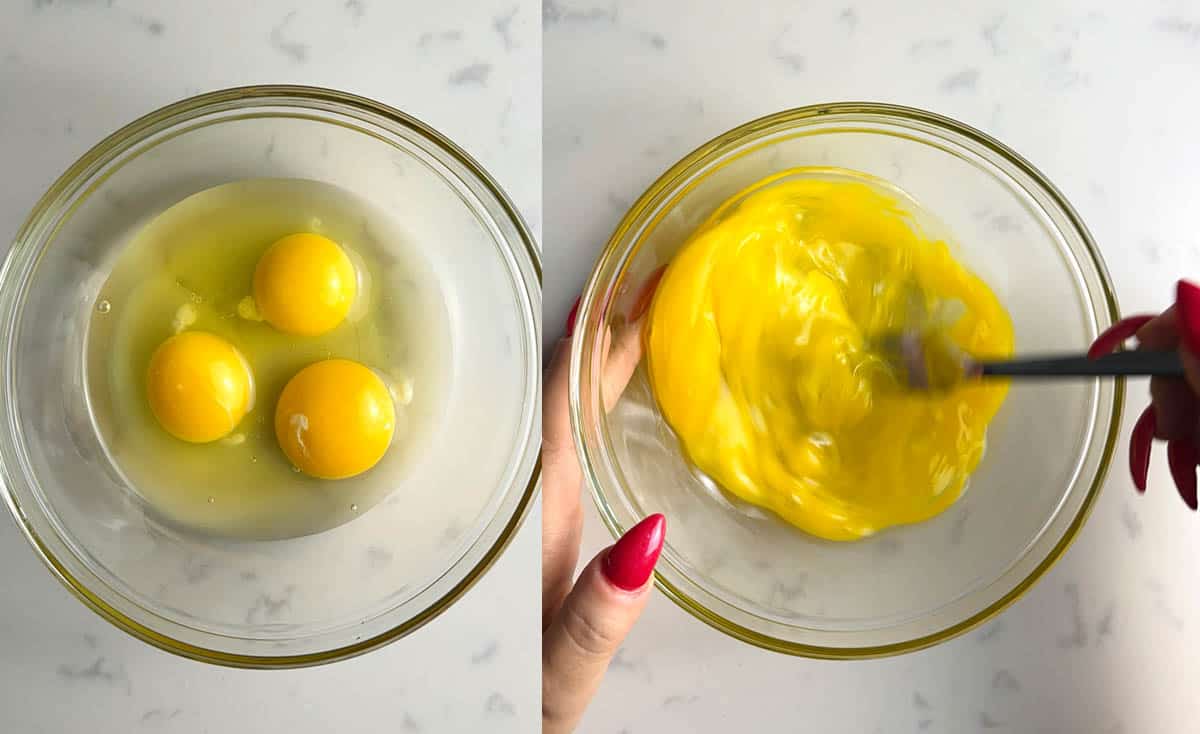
979,350 -> 1184,379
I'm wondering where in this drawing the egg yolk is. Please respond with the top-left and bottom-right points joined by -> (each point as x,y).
646,170 -> 1014,541
253,232 -> 357,336
146,331 -> 255,443
275,359 -> 395,479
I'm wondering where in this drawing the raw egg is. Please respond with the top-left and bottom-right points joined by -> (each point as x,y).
146,331 -> 255,443
253,232 -> 357,336
275,359 -> 395,479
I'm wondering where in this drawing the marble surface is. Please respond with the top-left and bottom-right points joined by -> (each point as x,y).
0,2 -> 539,733
546,1 -> 1200,732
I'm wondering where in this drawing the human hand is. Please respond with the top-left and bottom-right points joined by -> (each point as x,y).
1089,279 -> 1200,508
542,299 -> 665,734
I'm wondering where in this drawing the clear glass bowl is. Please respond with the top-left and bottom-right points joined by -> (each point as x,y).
571,103 -> 1121,657
0,86 -> 541,666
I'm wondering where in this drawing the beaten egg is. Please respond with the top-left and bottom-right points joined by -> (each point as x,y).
645,170 -> 1013,541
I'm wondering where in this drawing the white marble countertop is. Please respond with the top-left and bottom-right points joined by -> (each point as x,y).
0,2 -> 539,733
546,1 -> 1200,732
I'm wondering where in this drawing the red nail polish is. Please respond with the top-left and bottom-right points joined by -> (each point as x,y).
1168,440 -> 1198,510
1130,405 -> 1156,494
630,266 -> 666,322
602,514 -> 666,591
565,296 -> 581,338
1088,315 -> 1155,359
1176,280 -> 1200,354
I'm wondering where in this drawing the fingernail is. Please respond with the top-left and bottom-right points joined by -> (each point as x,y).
629,266 -> 666,322
602,514 -> 666,591
1168,440 -> 1198,510
1130,405 -> 1156,493
1176,280 -> 1200,354
1088,315 -> 1155,359
565,296 -> 581,338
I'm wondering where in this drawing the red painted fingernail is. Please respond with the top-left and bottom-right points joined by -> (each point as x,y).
1176,280 -> 1200,355
1130,405 -> 1156,493
1088,315 -> 1155,359
602,514 -> 666,591
1168,440 -> 1198,510
630,266 -> 667,322
565,296 -> 581,338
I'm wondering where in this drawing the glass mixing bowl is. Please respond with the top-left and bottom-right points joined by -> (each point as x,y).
571,103 -> 1121,657
0,86 -> 541,666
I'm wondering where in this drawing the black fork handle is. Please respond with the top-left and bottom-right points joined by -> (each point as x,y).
980,350 -> 1184,379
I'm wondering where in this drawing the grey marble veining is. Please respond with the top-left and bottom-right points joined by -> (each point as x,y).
546,1 -> 1200,732
0,1 -> 539,732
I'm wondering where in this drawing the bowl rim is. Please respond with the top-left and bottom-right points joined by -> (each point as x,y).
570,101 -> 1122,659
0,84 -> 542,668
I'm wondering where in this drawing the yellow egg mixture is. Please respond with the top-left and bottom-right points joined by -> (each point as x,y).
646,169 -> 1013,541
88,178 -> 448,539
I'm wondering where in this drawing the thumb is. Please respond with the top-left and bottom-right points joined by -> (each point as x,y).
542,514 -> 665,734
